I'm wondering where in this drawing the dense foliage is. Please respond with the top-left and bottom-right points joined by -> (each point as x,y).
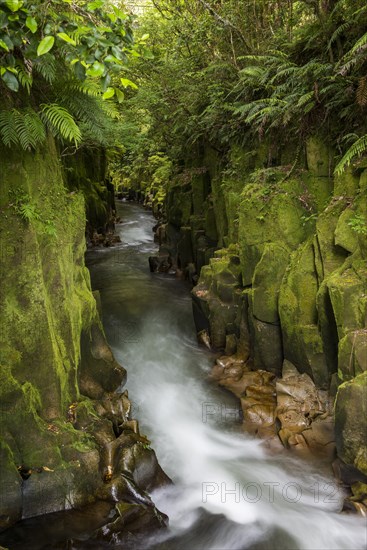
117,0 -> 367,204
0,0 -> 149,150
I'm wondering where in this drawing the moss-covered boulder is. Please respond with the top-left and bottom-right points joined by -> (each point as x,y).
337,330 -> 367,381
313,198 -> 350,284
252,243 -> 290,324
238,178 -> 310,285
306,136 -> 334,178
335,372 -> 367,476
279,239 -> 329,386
327,258 -> 367,340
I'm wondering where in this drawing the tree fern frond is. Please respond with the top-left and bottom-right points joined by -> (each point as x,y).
0,110 -> 19,147
339,32 -> 367,74
344,32 -> 367,59
33,54 -> 57,83
16,64 -> 33,94
23,110 -> 46,147
268,65 -> 299,85
40,104 -> 82,145
101,100 -> 121,120
239,66 -> 265,79
69,80 -> 101,97
296,91 -> 315,110
335,134 -> 367,174
0,109 -> 46,150
245,105 -> 282,125
327,22 -> 351,51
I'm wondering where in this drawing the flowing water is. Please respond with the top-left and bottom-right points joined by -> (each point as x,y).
87,202 -> 366,550
1,202 -> 366,549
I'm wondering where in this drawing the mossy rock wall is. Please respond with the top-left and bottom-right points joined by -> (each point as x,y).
184,138 -> 367,480
63,148 -> 116,237
0,139 -> 165,532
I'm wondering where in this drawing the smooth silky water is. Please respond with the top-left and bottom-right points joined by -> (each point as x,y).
87,202 -> 366,550
1,202 -> 365,550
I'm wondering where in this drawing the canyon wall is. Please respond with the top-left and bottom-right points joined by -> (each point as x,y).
156,138 -> 367,486
0,138 -> 168,537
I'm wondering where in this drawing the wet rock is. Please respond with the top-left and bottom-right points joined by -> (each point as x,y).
149,254 -> 173,273
335,371 -> 367,476
332,458 -> 367,486
197,329 -> 211,350
225,333 -> 237,356
93,502 -> 168,545
80,322 -> 127,400
338,329 -> 367,381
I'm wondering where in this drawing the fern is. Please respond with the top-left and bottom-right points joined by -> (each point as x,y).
327,22 -> 351,51
16,64 -> 33,94
335,134 -> 367,174
33,54 -> 57,84
40,104 -> 82,145
339,32 -> 367,74
0,110 -> 19,147
0,109 -> 46,150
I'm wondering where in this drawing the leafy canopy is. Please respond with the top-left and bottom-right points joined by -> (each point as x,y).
0,0 -> 152,149
118,0 -> 367,183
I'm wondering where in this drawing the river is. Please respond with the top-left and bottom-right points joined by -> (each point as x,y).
1,201 -> 365,549
87,202 -> 366,550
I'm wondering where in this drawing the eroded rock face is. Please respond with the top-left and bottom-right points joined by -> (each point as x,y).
335,372 -> 367,477
211,356 -> 336,460
0,139 -> 170,538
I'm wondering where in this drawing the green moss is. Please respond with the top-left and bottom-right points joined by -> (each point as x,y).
306,136 -> 334,177
334,208 -> 359,254
238,177 -> 311,285
166,183 -> 192,227
337,330 -> 367,381
334,167 -> 360,197
327,258 -> 367,339
252,243 -> 290,324
0,138 -> 107,513
335,371 -> 367,475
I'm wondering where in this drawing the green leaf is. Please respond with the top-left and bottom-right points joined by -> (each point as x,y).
87,0 -> 103,10
0,13 -> 8,28
5,0 -> 23,12
57,32 -> 76,46
1,35 -> 13,50
143,48 -> 154,60
101,72 -> 111,92
2,70 -> 19,91
0,39 -> 9,52
104,54 -> 121,64
86,61 -> 105,77
74,61 -> 86,80
37,36 -> 55,57
115,88 -> 124,103
102,87 -> 115,100
25,16 -> 37,33
120,77 -> 138,89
